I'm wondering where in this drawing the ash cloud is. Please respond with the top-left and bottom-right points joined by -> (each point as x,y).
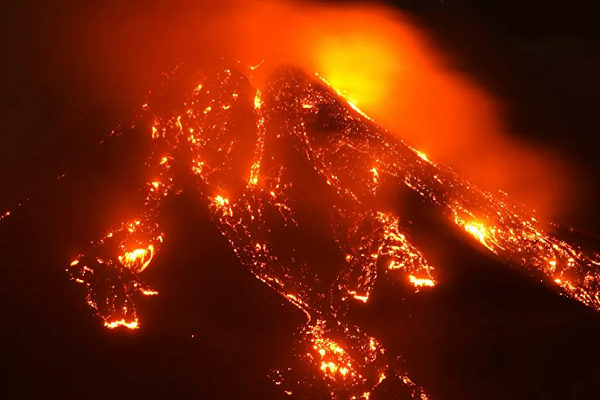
39,0 -> 577,219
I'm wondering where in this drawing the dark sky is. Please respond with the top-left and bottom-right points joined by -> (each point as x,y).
400,0 -> 600,232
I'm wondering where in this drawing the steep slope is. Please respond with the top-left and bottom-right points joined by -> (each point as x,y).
57,60 -> 600,399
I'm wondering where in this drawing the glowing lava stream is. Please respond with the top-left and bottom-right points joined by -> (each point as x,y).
62,61 -> 600,399
300,69 -> 600,312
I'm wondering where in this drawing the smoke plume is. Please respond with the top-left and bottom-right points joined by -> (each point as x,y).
43,0 -> 575,219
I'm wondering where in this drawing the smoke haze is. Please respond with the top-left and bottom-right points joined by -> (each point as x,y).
9,0 -> 578,219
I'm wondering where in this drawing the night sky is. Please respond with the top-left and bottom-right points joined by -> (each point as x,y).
2,1 -> 600,399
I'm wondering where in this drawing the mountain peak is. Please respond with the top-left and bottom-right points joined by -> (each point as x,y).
63,61 -> 600,399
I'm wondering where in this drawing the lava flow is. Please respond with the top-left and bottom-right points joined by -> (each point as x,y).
56,59 -> 600,399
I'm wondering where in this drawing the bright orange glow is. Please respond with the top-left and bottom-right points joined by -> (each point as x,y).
309,322 -> 358,381
61,48 -> 599,399
254,89 -> 263,110
213,195 -> 229,207
249,161 -> 260,186
192,159 -> 204,175
104,319 -> 139,330
249,88 -> 265,186
416,151 -> 429,162
118,245 -> 155,272
409,275 -> 435,288
348,290 -> 369,303
462,222 -> 500,253
0,210 -> 13,221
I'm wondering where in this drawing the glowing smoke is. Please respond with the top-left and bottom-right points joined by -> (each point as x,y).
47,0 -> 574,219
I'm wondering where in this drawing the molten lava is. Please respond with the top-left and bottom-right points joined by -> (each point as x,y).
54,61 -> 600,399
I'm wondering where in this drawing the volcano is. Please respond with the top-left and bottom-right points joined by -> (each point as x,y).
3,59 -> 600,399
